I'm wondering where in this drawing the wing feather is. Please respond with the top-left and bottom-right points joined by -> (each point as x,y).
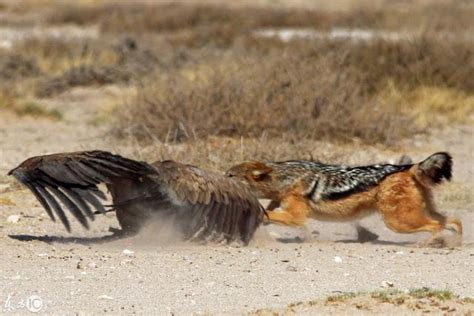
46,185 -> 89,229
23,182 -> 55,222
153,161 -> 264,244
10,153 -> 263,244
36,185 -> 71,232
62,187 -> 95,220
8,151 -> 155,231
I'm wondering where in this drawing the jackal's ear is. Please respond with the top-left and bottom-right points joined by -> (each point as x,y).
250,162 -> 272,180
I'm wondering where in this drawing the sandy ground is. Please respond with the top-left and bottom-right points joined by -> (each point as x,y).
0,87 -> 473,314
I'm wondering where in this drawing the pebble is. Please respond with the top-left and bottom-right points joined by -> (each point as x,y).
334,256 -> 343,263
98,295 -> 114,300
122,249 -> 135,256
7,214 -> 20,223
381,280 -> 394,288
121,259 -> 133,265
88,262 -> 98,268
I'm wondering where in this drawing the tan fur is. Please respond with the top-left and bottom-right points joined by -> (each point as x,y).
228,162 -> 462,246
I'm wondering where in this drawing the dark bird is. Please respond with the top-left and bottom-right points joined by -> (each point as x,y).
8,151 -> 264,245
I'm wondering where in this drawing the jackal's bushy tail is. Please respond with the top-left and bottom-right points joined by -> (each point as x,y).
412,152 -> 452,186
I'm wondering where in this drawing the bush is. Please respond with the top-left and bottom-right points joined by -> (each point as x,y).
116,51 -> 412,145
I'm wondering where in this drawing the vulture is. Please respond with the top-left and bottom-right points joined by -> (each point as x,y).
8,151 -> 265,245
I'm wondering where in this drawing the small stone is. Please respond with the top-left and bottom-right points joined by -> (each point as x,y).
381,280 -> 394,288
87,262 -> 98,268
120,259 -> 133,265
122,249 -> 135,256
286,266 -> 298,272
334,256 -> 343,263
98,295 -> 114,300
7,214 -> 20,223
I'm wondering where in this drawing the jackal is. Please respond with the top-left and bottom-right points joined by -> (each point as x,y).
227,152 -> 462,246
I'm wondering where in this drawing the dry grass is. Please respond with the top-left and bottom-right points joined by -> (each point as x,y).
326,288 -> 455,304
18,37 -> 163,97
0,53 -> 40,82
378,84 -> 474,128
0,91 -> 62,119
116,35 -> 473,145
115,54 -> 409,144
1,1 -> 473,146
12,38 -> 118,76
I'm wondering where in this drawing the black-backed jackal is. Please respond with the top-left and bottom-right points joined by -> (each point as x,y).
227,152 -> 462,246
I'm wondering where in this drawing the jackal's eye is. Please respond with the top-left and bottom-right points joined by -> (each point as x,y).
252,173 -> 270,181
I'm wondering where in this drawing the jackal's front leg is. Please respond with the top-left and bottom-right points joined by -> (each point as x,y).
266,194 -> 311,227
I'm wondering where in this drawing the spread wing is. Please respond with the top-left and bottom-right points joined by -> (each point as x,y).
151,161 -> 265,244
8,151 -> 155,232
9,151 -> 264,244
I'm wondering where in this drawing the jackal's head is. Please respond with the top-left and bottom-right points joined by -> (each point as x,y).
226,161 -> 279,199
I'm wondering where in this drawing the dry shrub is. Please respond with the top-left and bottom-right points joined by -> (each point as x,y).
332,38 -> 474,93
116,52 -> 412,145
116,33 -> 474,145
0,53 -> 40,81
13,37 -> 118,75
246,36 -> 474,94
32,37 -> 163,97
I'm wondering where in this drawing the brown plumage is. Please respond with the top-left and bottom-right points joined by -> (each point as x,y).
8,151 -> 264,245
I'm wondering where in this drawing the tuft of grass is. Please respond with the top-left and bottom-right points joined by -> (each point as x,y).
326,288 -> 455,305
13,101 -> 62,119
0,92 -> 62,120
408,288 -> 453,301
326,292 -> 358,303
377,83 -> 474,128
13,37 -> 118,76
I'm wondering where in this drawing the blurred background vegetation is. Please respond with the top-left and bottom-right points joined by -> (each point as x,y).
0,0 -> 472,148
